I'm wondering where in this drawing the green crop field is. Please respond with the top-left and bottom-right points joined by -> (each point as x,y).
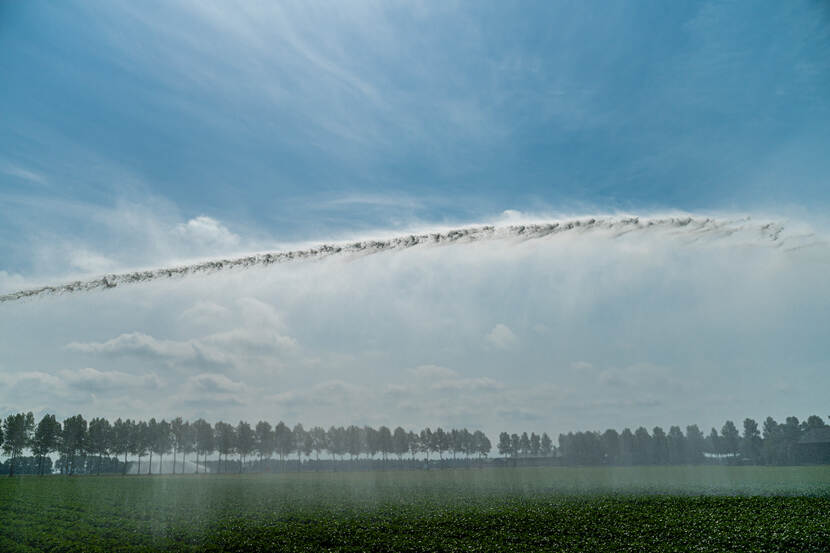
1,466 -> 829,552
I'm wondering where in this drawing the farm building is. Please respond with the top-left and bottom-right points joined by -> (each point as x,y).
795,427 -> 830,464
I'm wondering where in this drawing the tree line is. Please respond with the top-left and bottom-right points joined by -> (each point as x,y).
0,413 -> 493,476
1,412 -> 826,476
553,415 -> 828,466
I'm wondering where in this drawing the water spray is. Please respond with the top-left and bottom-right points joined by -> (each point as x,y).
0,215 -> 800,303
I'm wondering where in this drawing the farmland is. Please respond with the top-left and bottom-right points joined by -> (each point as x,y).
1,466 -> 829,552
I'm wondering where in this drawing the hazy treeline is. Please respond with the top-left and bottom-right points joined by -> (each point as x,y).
1,412 -> 826,476
0,412 -> 493,476
554,415 -> 829,466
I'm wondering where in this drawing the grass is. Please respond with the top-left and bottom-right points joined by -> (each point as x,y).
1,466 -> 828,552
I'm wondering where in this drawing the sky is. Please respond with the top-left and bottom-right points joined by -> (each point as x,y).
1,1 -> 829,439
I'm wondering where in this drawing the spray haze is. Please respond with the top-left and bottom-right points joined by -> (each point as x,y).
1,212 -> 826,438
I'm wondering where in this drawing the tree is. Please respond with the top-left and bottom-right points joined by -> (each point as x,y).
309,426 -> 326,463
619,428 -> 635,465
803,415 -> 827,431
761,416 -> 781,465
474,430 -> 491,458
601,429 -> 620,464
519,432 -> 531,457
133,420 -> 150,474
449,429 -> 460,460
392,427 -> 408,462
62,414 -> 88,475
274,421 -> 293,463
363,426 -> 379,460
32,414 -> 61,476
346,425 -> 362,461
433,428 -> 447,460
146,418 -> 158,475
540,433 -> 552,457
87,417 -> 112,475
111,419 -> 132,475
214,421 -> 236,473
685,425 -> 705,464
459,429 -> 473,460
667,426 -> 685,465
720,421 -> 740,458
2,412 -> 34,477
236,421 -> 255,472
707,427 -> 721,456
331,426 -> 348,461
378,426 -> 393,462
180,421 -> 196,474
652,427 -> 668,465
194,419 -> 214,473
254,421 -> 274,464
497,432 -> 512,457
780,416 -> 801,465
633,427 -> 651,465
302,428 -> 313,462
510,434 -> 520,458
530,432 -> 541,457
170,417 -> 185,475
293,423 -> 306,467
558,433 -> 572,463
153,419 -> 172,474
408,431 -> 419,461
741,418 -> 761,464
419,428 -> 432,461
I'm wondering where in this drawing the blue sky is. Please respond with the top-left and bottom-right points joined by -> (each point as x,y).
1,2 -> 828,436
2,1 -> 830,275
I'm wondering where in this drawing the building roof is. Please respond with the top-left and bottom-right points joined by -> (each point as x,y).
798,427 -> 830,445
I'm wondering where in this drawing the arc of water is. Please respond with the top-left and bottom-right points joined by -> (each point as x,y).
0,216 -> 790,303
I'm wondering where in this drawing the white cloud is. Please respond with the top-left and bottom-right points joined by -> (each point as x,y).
179,301 -> 230,324
597,363 -> 690,394
175,373 -> 248,409
408,364 -> 459,380
66,332 -> 197,360
0,371 -> 64,390
431,377 -> 504,392
67,249 -> 118,274
485,323 -> 518,350
268,380 -> 368,411
0,270 -> 26,294
175,216 -> 240,250
58,367 -> 162,393
64,298 -> 298,372
188,373 -> 246,394
1,163 -> 46,184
